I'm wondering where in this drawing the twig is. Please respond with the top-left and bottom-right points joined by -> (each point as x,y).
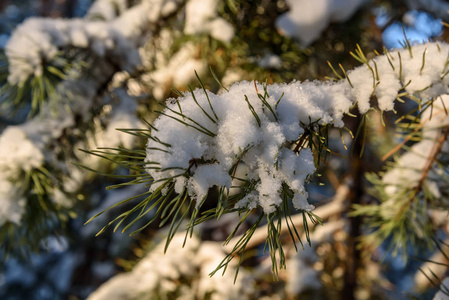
382,109 -> 447,162
414,124 -> 449,197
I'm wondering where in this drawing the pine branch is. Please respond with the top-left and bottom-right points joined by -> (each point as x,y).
414,125 -> 449,197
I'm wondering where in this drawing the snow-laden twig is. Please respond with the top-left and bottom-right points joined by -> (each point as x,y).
353,93 -> 449,253
0,0 -> 185,227
5,0 -> 183,85
146,42 -> 449,215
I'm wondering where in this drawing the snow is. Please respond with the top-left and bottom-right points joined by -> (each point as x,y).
184,0 -> 234,43
147,42 -> 208,100
276,0 -> 365,46
5,17 -> 138,84
0,179 -> 26,226
188,164 -> 232,205
0,127 -> 44,225
0,126 -> 44,174
405,0 -> 449,22
258,54 -> 283,69
135,22 -> 214,99
5,0 -> 182,85
87,233 -> 255,300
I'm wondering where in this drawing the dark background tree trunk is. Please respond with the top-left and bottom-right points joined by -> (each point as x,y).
341,114 -> 365,300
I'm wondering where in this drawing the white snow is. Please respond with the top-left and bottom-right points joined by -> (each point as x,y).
0,127 -> 44,225
5,0 -> 183,85
0,178 -> 26,226
276,0 -> 365,46
184,0 -> 234,43
86,0 -> 128,21
87,233 -> 255,300
146,42 -> 208,100
405,0 -> 449,22
258,54 -> 283,69
0,126 -> 44,174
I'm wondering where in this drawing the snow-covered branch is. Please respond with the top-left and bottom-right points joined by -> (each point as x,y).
0,0 -> 185,227
5,0 -> 183,85
146,42 -> 449,215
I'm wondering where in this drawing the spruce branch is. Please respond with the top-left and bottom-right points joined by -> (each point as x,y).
82,41 -> 449,276
413,125 -> 449,198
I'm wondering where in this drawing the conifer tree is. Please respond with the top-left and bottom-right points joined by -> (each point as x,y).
1,1 -> 449,299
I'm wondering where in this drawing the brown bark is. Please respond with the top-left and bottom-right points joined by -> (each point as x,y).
341,115 -> 364,300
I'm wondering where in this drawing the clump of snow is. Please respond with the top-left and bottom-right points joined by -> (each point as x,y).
146,42 -> 449,215
276,0 -> 365,46
131,0 -> 237,100
0,127 -> 44,225
86,0 -> 128,21
348,43 -> 449,113
146,80 -> 327,214
258,53 -> 283,69
188,164 -> 232,205
87,233 -> 255,300
5,0 -> 183,85
0,177 -> 26,226
184,0 -> 234,43
6,17 -> 138,85
0,126 -> 44,175
0,116 -> 77,225
143,42 -> 208,100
